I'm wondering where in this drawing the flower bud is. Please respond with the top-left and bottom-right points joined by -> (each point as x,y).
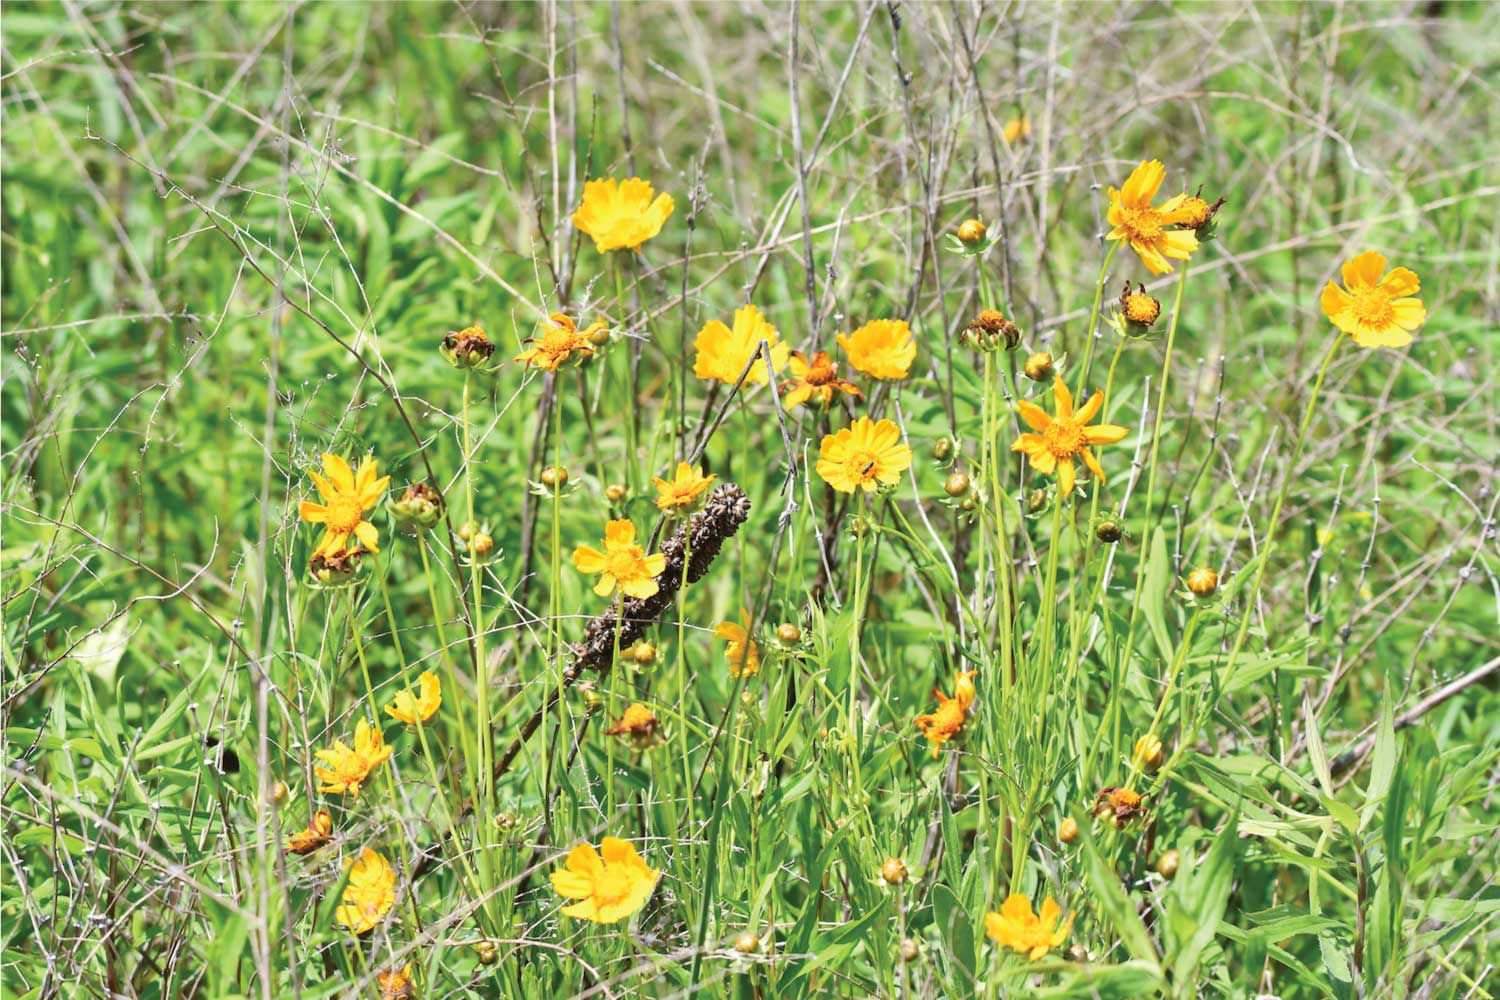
776,623 -> 802,645
1058,817 -> 1079,844
1023,351 -> 1054,382
1154,849 -> 1181,879
1026,488 -> 1049,514
631,641 -> 657,666
1134,733 -> 1164,770
1186,567 -> 1219,597
267,781 -> 289,807
733,931 -> 760,955
1095,519 -> 1122,543
468,531 -> 495,559
474,939 -> 499,964
605,482 -> 628,503
540,466 -> 569,489
900,937 -> 921,962
956,218 -> 988,246
881,857 -> 908,884
932,437 -> 954,461
944,470 -> 972,498
457,520 -> 477,542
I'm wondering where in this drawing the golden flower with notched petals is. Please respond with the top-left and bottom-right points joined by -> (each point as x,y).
781,350 -> 862,409
914,669 -> 977,757
1106,160 -> 1200,276
550,838 -> 659,923
285,810 -> 332,855
715,610 -> 761,678
573,519 -> 667,599
838,319 -> 916,380
816,417 -> 913,494
335,847 -> 396,934
313,719 -> 393,797
573,177 -> 674,252
1012,376 -> 1127,497
385,671 -> 441,727
653,462 -> 717,512
514,313 -> 602,371
1319,251 -> 1426,349
299,454 -> 390,558
693,304 -> 790,386
984,893 -> 1073,960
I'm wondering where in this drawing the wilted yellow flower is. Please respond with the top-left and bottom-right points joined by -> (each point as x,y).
285,809 -> 332,855
1093,786 -> 1145,826
914,669 -> 977,757
693,304 -> 790,386
653,462 -> 717,511
984,893 -> 1073,960
1319,251 -> 1426,349
335,847 -> 396,934
514,313 -> 601,371
377,964 -> 415,1000
780,350 -> 862,409
715,610 -> 761,677
1106,160 -> 1199,276
604,703 -> 661,749
313,719 -> 393,797
1119,282 -> 1161,327
573,519 -> 667,599
1012,376 -> 1127,497
837,319 -> 916,380
550,837 -> 659,923
1002,114 -> 1030,144
299,453 -> 390,558
572,177 -> 674,252
386,671 -> 441,726
816,417 -> 913,494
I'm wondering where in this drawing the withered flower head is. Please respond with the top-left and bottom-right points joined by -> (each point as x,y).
309,546 -> 366,585
963,309 -> 1020,352
1119,282 -> 1161,328
285,809 -> 333,855
1093,786 -> 1146,827
388,482 -> 444,531
603,702 -> 662,750
1178,187 -> 1226,232
441,324 -> 496,370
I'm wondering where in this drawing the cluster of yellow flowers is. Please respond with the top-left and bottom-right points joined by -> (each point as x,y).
282,153 -> 1429,968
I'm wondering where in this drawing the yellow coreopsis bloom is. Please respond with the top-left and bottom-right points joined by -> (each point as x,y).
550,837 -> 659,924
385,671 -> 441,726
1106,160 -> 1200,276
572,177 -> 674,252
914,669 -> 977,757
1011,376 -> 1127,497
837,319 -> 916,380
335,847 -> 397,934
816,416 -> 913,493
781,350 -> 862,409
1003,114 -> 1031,144
313,719 -> 393,797
285,809 -> 333,855
715,610 -> 761,677
299,453 -> 390,558
653,462 -> 717,511
984,893 -> 1073,960
693,304 -> 790,386
514,312 -> 602,371
1319,251 -> 1426,349
573,519 -> 667,599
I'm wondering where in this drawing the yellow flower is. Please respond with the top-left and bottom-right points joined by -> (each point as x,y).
313,719 -> 393,797
385,671 -> 441,727
299,453 -> 390,558
653,462 -> 717,511
1134,733 -> 1164,769
837,319 -> 916,380
1106,160 -> 1200,276
914,669 -> 977,757
514,313 -> 602,371
1319,251 -> 1426,349
1002,114 -> 1030,144
1011,376 -> 1127,497
692,304 -> 790,386
781,350 -> 863,409
285,809 -> 332,855
572,177 -> 674,252
573,519 -> 667,599
377,964 -> 415,1000
335,847 -> 397,934
550,837 -> 659,923
715,610 -> 762,677
604,703 -> 661,749
984,893 -> 1073,960
816,416 -> 913,494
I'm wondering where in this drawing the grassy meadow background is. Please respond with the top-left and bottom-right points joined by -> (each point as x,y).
3,1 -> 1499,997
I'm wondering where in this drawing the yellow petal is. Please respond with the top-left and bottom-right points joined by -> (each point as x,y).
1074,390 -> 1104,425
1058,459 -> 1076,496
1051,376 -> 1074,418
1342,250 -> 1386,289
1016,400 -> 1051,432
322,454 -> 355,492
1084,424 -> 1128,445
573,545 -> 607,573
604,519 -> 636,546
299,501 -> 328,523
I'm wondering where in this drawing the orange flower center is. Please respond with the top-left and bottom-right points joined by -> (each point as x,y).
843,450 -> 881,483
1116,206 -> 1163,242
1042,418 -> 1086,460
593,866 -> 634,907
1351,286 -> 1394,328
325,495 -> 365,534
607,547 -> 646,579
